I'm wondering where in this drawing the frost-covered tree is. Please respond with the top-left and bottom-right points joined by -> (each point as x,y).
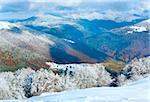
31,68 -> 65,96
0,62 -> 113,99
0,67 -> 36,99
27,63 -> 113,96
2,57 -> 149,100
46,63 -> 113,89
14,68 -> 36,98
0,72 -> 14,99
118,57 -> 150,86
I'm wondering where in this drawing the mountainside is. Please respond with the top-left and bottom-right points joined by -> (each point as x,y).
0,14 -> 149,70
0,20 -> 111,70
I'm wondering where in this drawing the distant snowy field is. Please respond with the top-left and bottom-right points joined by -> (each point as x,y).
2,76 -> 149,102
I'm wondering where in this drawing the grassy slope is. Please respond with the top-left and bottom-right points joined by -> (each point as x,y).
102,59 -> 125,71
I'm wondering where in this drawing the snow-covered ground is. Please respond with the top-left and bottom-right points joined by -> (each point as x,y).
0,21 -> 19,30
127,26 -> 147,34
2,76 -> 149,102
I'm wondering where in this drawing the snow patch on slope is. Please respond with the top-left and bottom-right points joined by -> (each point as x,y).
112,19 -> 150,35
63,39 -> 75,43
66,11 -> 140,22
127,26 -> 147,34
0,21 -> 19,30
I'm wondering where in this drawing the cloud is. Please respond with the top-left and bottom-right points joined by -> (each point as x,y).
0,2 -> 30,12
0,0 -> 82,7
29,0 -> 82,6
0,0 -> 149,12
0,0 -> 149,20
0,0 -> 30,12
0,0 -> 82,13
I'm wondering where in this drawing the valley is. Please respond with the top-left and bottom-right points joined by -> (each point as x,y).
0,11 -> 149,72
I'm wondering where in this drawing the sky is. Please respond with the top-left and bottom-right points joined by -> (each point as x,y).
0,0 -> 149,20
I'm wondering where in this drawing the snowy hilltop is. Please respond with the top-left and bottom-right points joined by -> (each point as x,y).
0,56 -> 149,101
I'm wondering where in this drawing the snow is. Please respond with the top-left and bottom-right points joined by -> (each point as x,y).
130,26 -> 147,32
127,26 -> 147,34
21,14 -> 75,27
0,21 -> 19,30
2,76 -> 149,102
63,39 -> 75,43
65,11 -> 140,22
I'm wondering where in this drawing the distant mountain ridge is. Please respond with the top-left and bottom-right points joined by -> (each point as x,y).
0,14 -> 149,70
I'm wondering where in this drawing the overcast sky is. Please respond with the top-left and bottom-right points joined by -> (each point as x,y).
0,0 -> 149,20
